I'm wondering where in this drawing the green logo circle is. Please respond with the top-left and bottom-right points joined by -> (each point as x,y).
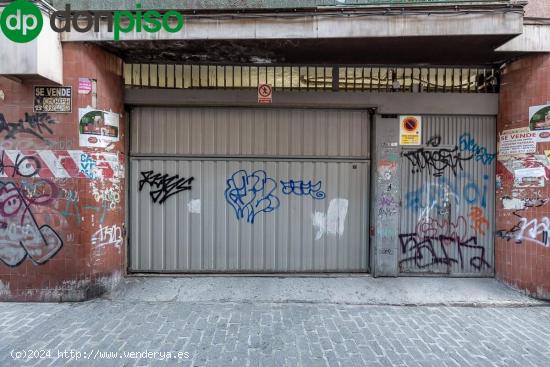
0,0 -> 43,43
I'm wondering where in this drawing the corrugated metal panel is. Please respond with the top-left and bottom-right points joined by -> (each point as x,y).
129,159 -> 369,272
131,107 -> 370,159
399,115 -> 496,276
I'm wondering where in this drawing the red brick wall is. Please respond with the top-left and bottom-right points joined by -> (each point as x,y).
496,54 -> 550,300
525,0 -> 550,18
0,43 -> 125,301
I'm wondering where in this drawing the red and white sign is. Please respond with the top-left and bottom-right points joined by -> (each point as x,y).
78,78 -> 93,95
258,84 -> 273,104
535,130 -> 550,142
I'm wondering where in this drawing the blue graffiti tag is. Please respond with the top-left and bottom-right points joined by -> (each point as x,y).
406,174 -> 489,212
458,133 -> 496,165
280,180 -> 326,200
80,153 -> 97,179
225,170 -> 280,223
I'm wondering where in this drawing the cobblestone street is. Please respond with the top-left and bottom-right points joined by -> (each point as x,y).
1,299 -> 550,367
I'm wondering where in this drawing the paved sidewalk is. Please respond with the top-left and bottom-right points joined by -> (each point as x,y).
1,301 -> 550,367
1,277 -> 549,367
110,276 -> 545,306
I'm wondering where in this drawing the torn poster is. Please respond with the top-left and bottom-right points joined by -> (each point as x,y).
79,107 -> 120,148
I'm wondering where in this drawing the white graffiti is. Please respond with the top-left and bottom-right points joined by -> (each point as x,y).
516,217 -> 550,247
59,188 -> 79,202
312,199 -> 349,241
499,217 -> 550,248
187,199 -> 201,214
91,224 -> 123,249
502,197 -> 525,210
91,182 -> 121,210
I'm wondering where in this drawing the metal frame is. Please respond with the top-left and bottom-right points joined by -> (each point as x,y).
125,63 -> 500,93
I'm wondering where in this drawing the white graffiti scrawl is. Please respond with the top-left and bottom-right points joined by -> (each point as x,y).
0,182 -> 63,267
91,224 -> 123,249
497,217 -> 550,248
312,199 -> 349,241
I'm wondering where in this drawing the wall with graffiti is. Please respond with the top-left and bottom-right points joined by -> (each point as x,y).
371,115 -> 402,276
495,54 -> 550,300
0,44 -> 126,301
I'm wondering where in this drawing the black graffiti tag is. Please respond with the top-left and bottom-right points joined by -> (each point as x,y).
403,136 -> 474,177
0,151 -> 41,178
139,171 -> 194,204
0,112 -> 57,141
399,233 -> 491,271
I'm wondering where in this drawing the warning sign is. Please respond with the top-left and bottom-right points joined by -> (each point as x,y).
258,84 -> 272,104
399,115 -> 422,145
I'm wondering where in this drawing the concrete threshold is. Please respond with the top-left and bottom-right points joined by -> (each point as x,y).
105,276 -> 548,307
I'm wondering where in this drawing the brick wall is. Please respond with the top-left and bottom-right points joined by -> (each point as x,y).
0,43 -> 125,301
496,54 -> 550,300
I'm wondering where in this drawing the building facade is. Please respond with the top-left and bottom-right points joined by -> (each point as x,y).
0,0 -> 548,301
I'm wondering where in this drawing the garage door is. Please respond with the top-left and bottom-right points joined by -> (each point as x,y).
129,107 -> 371,273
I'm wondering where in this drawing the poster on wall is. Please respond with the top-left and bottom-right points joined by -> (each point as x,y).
501,126 -> 550,143
529,104 -> 550,131
498,131 -> 537,155
78,78 -> 93,94
78,107 -> 120,148
513,166 -> 546,188
499,154 -> 550,188
399,115 -> 422,145
33,86 -> 72,113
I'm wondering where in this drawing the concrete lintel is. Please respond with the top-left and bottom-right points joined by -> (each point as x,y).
62,11 -> 523,42
125,88 -> 499,115
496,24 -> 550,52
0,11 -> 63,84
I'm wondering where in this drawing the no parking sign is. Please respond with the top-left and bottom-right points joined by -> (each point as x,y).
399,115 -> 422,145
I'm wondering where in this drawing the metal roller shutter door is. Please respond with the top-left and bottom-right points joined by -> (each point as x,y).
129,107 -> 371,273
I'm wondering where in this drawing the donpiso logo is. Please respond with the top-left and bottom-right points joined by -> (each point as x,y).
0,1 -> 184,42
0,0 -> 43,43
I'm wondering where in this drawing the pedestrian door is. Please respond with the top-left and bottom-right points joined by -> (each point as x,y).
399,116 -> 496,275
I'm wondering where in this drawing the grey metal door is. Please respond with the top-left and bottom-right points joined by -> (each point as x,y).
129,107 -> 370,273
399,115 -> 496,275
